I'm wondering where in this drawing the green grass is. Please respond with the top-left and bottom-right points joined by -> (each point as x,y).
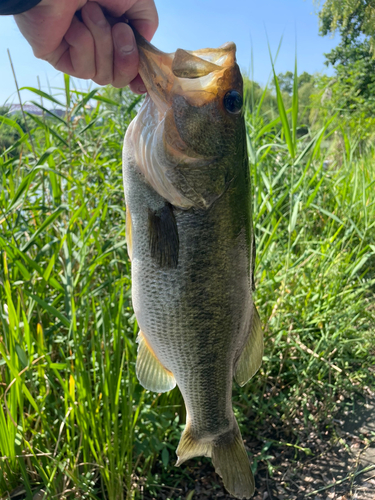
244,84 -> 375,427
0,74 -> 374,499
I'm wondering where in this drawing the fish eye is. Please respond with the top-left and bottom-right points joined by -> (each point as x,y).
223,90 -> 243,114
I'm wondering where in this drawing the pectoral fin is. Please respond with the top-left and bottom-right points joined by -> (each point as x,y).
148,203 -> 179,268
136,331 -> 176,393
234,305 -> 263,387
126,204 -> 133,261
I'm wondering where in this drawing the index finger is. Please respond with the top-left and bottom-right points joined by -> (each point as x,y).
92,0 -> 158,40
125,0 -> 158,41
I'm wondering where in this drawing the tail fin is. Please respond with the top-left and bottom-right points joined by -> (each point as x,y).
211,419 -> 255,499
176,418 -> 255,499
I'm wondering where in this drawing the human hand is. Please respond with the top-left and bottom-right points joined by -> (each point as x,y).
14,0 -> 158,92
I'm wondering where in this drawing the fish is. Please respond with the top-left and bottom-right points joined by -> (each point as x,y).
122,32 -> 263,499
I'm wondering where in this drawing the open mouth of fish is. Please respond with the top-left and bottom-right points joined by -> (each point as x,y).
134,30 -> 242,114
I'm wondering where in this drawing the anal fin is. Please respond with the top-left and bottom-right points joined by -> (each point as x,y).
136,331 -> 176,393
235,304 -> 263,387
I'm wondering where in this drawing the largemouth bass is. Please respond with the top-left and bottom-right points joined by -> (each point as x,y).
123,33 -> 263,499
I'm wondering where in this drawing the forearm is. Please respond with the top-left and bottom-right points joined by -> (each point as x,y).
0,0 -> 42,15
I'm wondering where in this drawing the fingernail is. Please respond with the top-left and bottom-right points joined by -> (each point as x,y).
138,84 -> 147,93
114,26 -> 136,55
87,5 -> 107,27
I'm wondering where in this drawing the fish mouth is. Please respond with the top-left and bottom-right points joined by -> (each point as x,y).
134,31 -> 239,111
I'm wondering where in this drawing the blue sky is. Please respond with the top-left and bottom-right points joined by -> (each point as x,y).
0,0 -> 339,105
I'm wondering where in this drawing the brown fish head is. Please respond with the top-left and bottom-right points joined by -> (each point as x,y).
127,33 -> 247,209
135,32 -> 245,161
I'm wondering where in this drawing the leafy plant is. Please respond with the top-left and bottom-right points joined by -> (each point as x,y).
0,68 -> 374,500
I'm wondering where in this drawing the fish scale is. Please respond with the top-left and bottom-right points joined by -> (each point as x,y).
122,31 -> 264,499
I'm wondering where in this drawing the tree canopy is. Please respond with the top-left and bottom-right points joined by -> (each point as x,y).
319,0 -> 375,52
318,0 -> 375,117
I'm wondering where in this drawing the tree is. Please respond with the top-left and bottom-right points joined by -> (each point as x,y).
319,0 -> 375,52
271,71 -> 314,96
298,71 -> 313,87
275,71 -> 294,94
318,0 -> 375,116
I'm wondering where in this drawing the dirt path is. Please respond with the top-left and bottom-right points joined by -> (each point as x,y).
252,392 -> 375,500
335,395 -> 375,499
